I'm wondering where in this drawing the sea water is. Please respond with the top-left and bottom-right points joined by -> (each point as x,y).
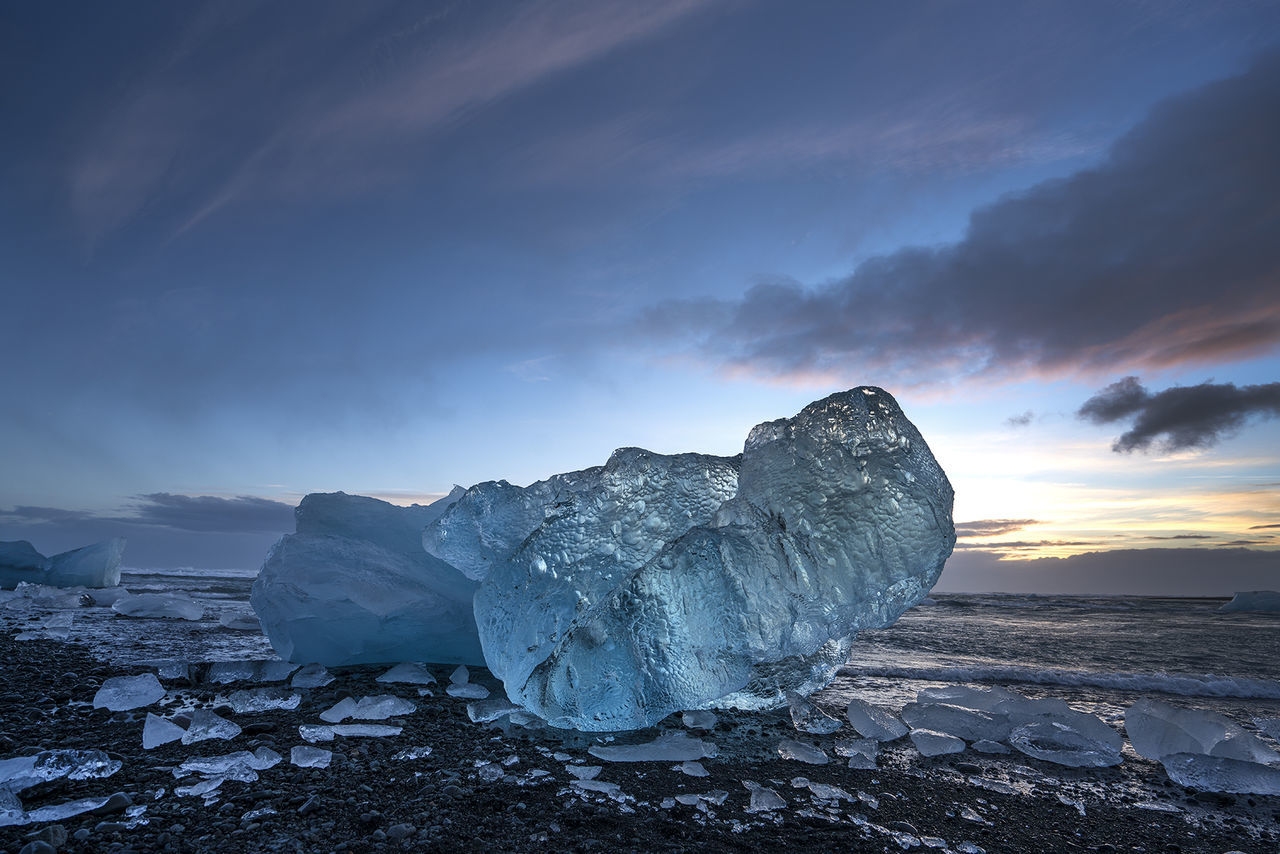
4,571 -> 1278,728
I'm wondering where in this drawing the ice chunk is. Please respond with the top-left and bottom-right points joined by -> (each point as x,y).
796,779 -> 854,802
1160,752 -> 1280,794
206,661 -> 257,683
228,688 -> 301,713
113,592 -> 204,621
176,748 -> 280,778
450,389 -> 953,730
0,540 -> 48,589
588,731 -> 717,762
777,739 -> 829,764
1255,717 -> 1280,742
47,538 -> 126,587
259,660 -> 300,681
466,696 -> 521,723
143,713 -> 186,749
250,491 -> 482,667
1009,720 -> 1122,767
450,664 -> 470,684
1125,698 -> 1280,763
846,698 -> 909,741
833,737 -> 879,769
332,723 -> 401,737
566,765 -> 602,780
290,746 -> 332,768
678,760 -> 709,777
789,694 -> 843,734
682,710 -> 717,730
291,663 -> 335,688
901,702 -> 1011,743
392,746 -> 433,760
377,662 -> 437,685
219,612 -> 261,630
972,739 -> 1010,754
326,693 -> 412,722
0,749 -> 120,792
910,729 -> 966,757
1,539 -> 126,589
742,780 -> 785,812
446,682 -> 490,699
299,724 -> 335,743
181,710 -> 241,744
94,673 -> 166,711
1219,590 -> 1280,612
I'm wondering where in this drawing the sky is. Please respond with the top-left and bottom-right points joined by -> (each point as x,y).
2,0 -> 1278,594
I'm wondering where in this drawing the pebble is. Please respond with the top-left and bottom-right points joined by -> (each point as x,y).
387,823 -> 416,840
298,795 -> 322,815
18,843 -> 56,854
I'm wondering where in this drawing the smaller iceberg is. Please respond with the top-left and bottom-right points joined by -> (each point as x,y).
0,538 -> 125,589
1219,591 -> 1280,613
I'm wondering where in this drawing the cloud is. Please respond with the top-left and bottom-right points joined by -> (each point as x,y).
955,519 -> 1041,537
128,494 -> 295,533
1078,376 -> 1280,452
1142,533 -> 1212,541
1250,523 -> 1280,530
955,539 -> 1099,551
938,547 -> 1279,595
1005,411 -> 1034,428
0,506 -> 94,524
638,51 -> 1280,384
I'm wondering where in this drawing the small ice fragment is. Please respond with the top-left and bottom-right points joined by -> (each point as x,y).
177,748 -> 280,778
682,710 -> 717,730
675,793 -> 700,806
219,612 -> 261,631
320,697 -> 359,723
181,709 -> 241,744
450,664 -> 470,685
806,781 -> 854,802
1057,794 -> 1086,816
777,739 -> 829,765
299,724 -> 335,743
960,806 -> 990,825
176,777 -> 230,797
955,844 -> 985,854
467,696 -> 520,723
846,698 -> 908,741
833,737 -> 878,769
377,662 -> 437,685
291,663 -> 335,688
94,673 -> 166,711
331,724 -> 401,737
902,701 -> 1011,742
0,750 -> 121,793
571,779 -> 622,796
789,694 -> 843,735
21,793 -> 129,824
742,780 -> 785,813
552,752 -> 572,762
502,754 -> 519,766
921,837 -> 947,849
678,760 -> 709,777
566,765 -> 602,780
290,746 -> 332,768
392,746 -> 433,760
972,739 -> 1009,754
43,613 -> 74,639
910,728 -> 966,757
112,592 -> 204,620
228,688 -> 301,713
143,713 -> 185,749
447,682 -> 490,699
475,762 -> 504,782
857,790 -> 879,809
153,660 -> 191,680
589,731 -> 717,763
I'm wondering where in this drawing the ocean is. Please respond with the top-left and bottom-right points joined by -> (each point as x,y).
5,569 -> 1277,733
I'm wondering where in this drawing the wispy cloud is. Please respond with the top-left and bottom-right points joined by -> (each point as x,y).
1079,376 -> 1280,452
955,519 -> 1041,537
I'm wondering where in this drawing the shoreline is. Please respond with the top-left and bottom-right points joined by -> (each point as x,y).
2,635 -> 1278,853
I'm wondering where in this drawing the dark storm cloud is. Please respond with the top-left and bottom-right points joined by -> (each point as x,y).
955,519 -> 1041,537
1078,376 -> 1280,452
643,52 -> 1280,383
0,506 -> 94,524
128,494 -> 295,533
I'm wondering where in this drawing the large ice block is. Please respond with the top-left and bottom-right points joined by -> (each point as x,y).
0,538 -> 125,589
439,387 -> 954,730
251,491 -> 483,666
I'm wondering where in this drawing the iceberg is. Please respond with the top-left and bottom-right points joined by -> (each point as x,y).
1219,590 -> 1280,613
251,490 -> 484,666
438,388 -> 953,730
0,538 -> 125,589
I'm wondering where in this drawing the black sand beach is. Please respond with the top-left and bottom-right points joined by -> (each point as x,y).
2,635 -> 1277,854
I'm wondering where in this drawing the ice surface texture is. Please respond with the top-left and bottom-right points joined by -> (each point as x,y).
251,491 -> 484,666
430,387 -> 954,730
0,538 -> 125,589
